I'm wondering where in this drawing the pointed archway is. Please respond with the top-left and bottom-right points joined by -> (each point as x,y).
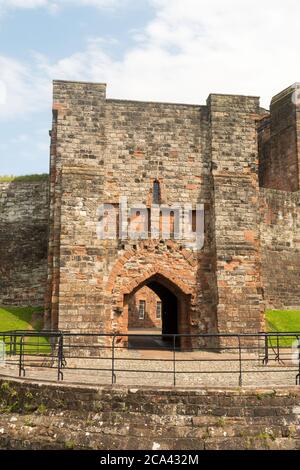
124,273 -> 191,349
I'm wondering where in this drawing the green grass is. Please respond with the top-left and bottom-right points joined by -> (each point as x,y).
266,310 -> 300,347
0,306 -> 43,331
0,306 -> 50,354
0,174 -> 49,182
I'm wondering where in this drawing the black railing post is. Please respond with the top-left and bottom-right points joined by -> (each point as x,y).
112,334 -> 116,385
262,333 -> 269,365
18,336 -> 25,377
57,335 -> 64,381
275,334 -> 280,363
9,335 -> 12,356
4,330 -> 300,388
173,334 -> 176,387
238,335 -> 242,387
296,338 -> 300,386
13,334 -> 17,355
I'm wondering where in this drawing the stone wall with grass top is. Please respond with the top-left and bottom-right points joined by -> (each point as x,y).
0,179 -> 49,307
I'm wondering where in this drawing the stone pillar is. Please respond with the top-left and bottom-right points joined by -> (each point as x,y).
45,80 -> 107,332
208,94 -> 265,337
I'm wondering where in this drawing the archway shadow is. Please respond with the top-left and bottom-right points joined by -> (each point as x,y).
125,273 -> 191,350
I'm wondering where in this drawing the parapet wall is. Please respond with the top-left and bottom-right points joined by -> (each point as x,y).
0,378 -> 300,450
260,188 -> 300,309
258,85 -> 300,192
0,181 -> 49,306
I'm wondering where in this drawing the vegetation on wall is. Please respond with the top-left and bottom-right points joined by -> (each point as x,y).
0,174 -> 49,182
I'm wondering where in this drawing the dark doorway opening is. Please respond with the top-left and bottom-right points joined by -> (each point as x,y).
147,280 -> 178,346
126,274 -> 187,350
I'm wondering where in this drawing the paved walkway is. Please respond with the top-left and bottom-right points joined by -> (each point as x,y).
0,348 -> 298,388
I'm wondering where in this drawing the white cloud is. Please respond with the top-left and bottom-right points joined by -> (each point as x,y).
0,0 -> 122,16
0,80 -> 6,105
1,0 -> 300,123
37,0 -> 300,109
0,55 -> 51,120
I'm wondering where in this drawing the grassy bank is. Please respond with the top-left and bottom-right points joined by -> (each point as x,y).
0,306 -> 44,331
266,309 -> 300,346
0,174 -> 49,183
0,306 -> 49,353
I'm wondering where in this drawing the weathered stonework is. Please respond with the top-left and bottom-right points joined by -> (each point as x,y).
260,189 -> 300,309
128,285 -> 162,329
0,378 -> 300,450
44,81 -> 270,339
0,181 -> 49,306
259,85 -> 300,192
44,80 -> 219,341
0,80 -> 299,336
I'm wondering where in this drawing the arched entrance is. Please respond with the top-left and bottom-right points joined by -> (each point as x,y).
124,273 -> 191,349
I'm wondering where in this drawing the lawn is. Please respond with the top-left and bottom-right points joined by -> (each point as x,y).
266,310 -> 300,347
0,306 -> 44,331
0,306 -> 50,354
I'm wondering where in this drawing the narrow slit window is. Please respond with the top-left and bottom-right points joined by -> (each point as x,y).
153,179 -> 161,205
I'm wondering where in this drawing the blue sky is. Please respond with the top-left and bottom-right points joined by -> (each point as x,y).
1,0 -> 300,175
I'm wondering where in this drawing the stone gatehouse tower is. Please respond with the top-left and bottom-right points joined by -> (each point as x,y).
43,80 -> 300,338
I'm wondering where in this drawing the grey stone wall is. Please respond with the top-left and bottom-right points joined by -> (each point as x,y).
260,188 -> 300,309
0,181 -> 49,306
0,378 -> 300,450
258,85 -> 300,192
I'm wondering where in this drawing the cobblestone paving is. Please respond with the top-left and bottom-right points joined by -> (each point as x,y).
0,349 -> 298,388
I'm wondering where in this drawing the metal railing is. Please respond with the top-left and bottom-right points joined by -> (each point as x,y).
0,331 -> 300,387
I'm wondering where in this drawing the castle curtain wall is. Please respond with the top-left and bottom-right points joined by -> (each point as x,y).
259,182 -> 300,311
0,181 -> 49,306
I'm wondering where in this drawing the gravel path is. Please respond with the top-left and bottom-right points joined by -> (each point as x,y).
0,348 -> 299,388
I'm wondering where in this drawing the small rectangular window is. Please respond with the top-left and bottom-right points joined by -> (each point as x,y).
192,210 -> 197,233
139,300 -> 145,320
156,301 -> 162,320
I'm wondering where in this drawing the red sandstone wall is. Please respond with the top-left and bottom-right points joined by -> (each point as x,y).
128,285 -> 162,329
208,94 -> 265,335
48,80 -> 217,337
46,80 -> 299,340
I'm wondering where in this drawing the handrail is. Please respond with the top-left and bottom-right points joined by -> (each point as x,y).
0,330 -> 299,388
